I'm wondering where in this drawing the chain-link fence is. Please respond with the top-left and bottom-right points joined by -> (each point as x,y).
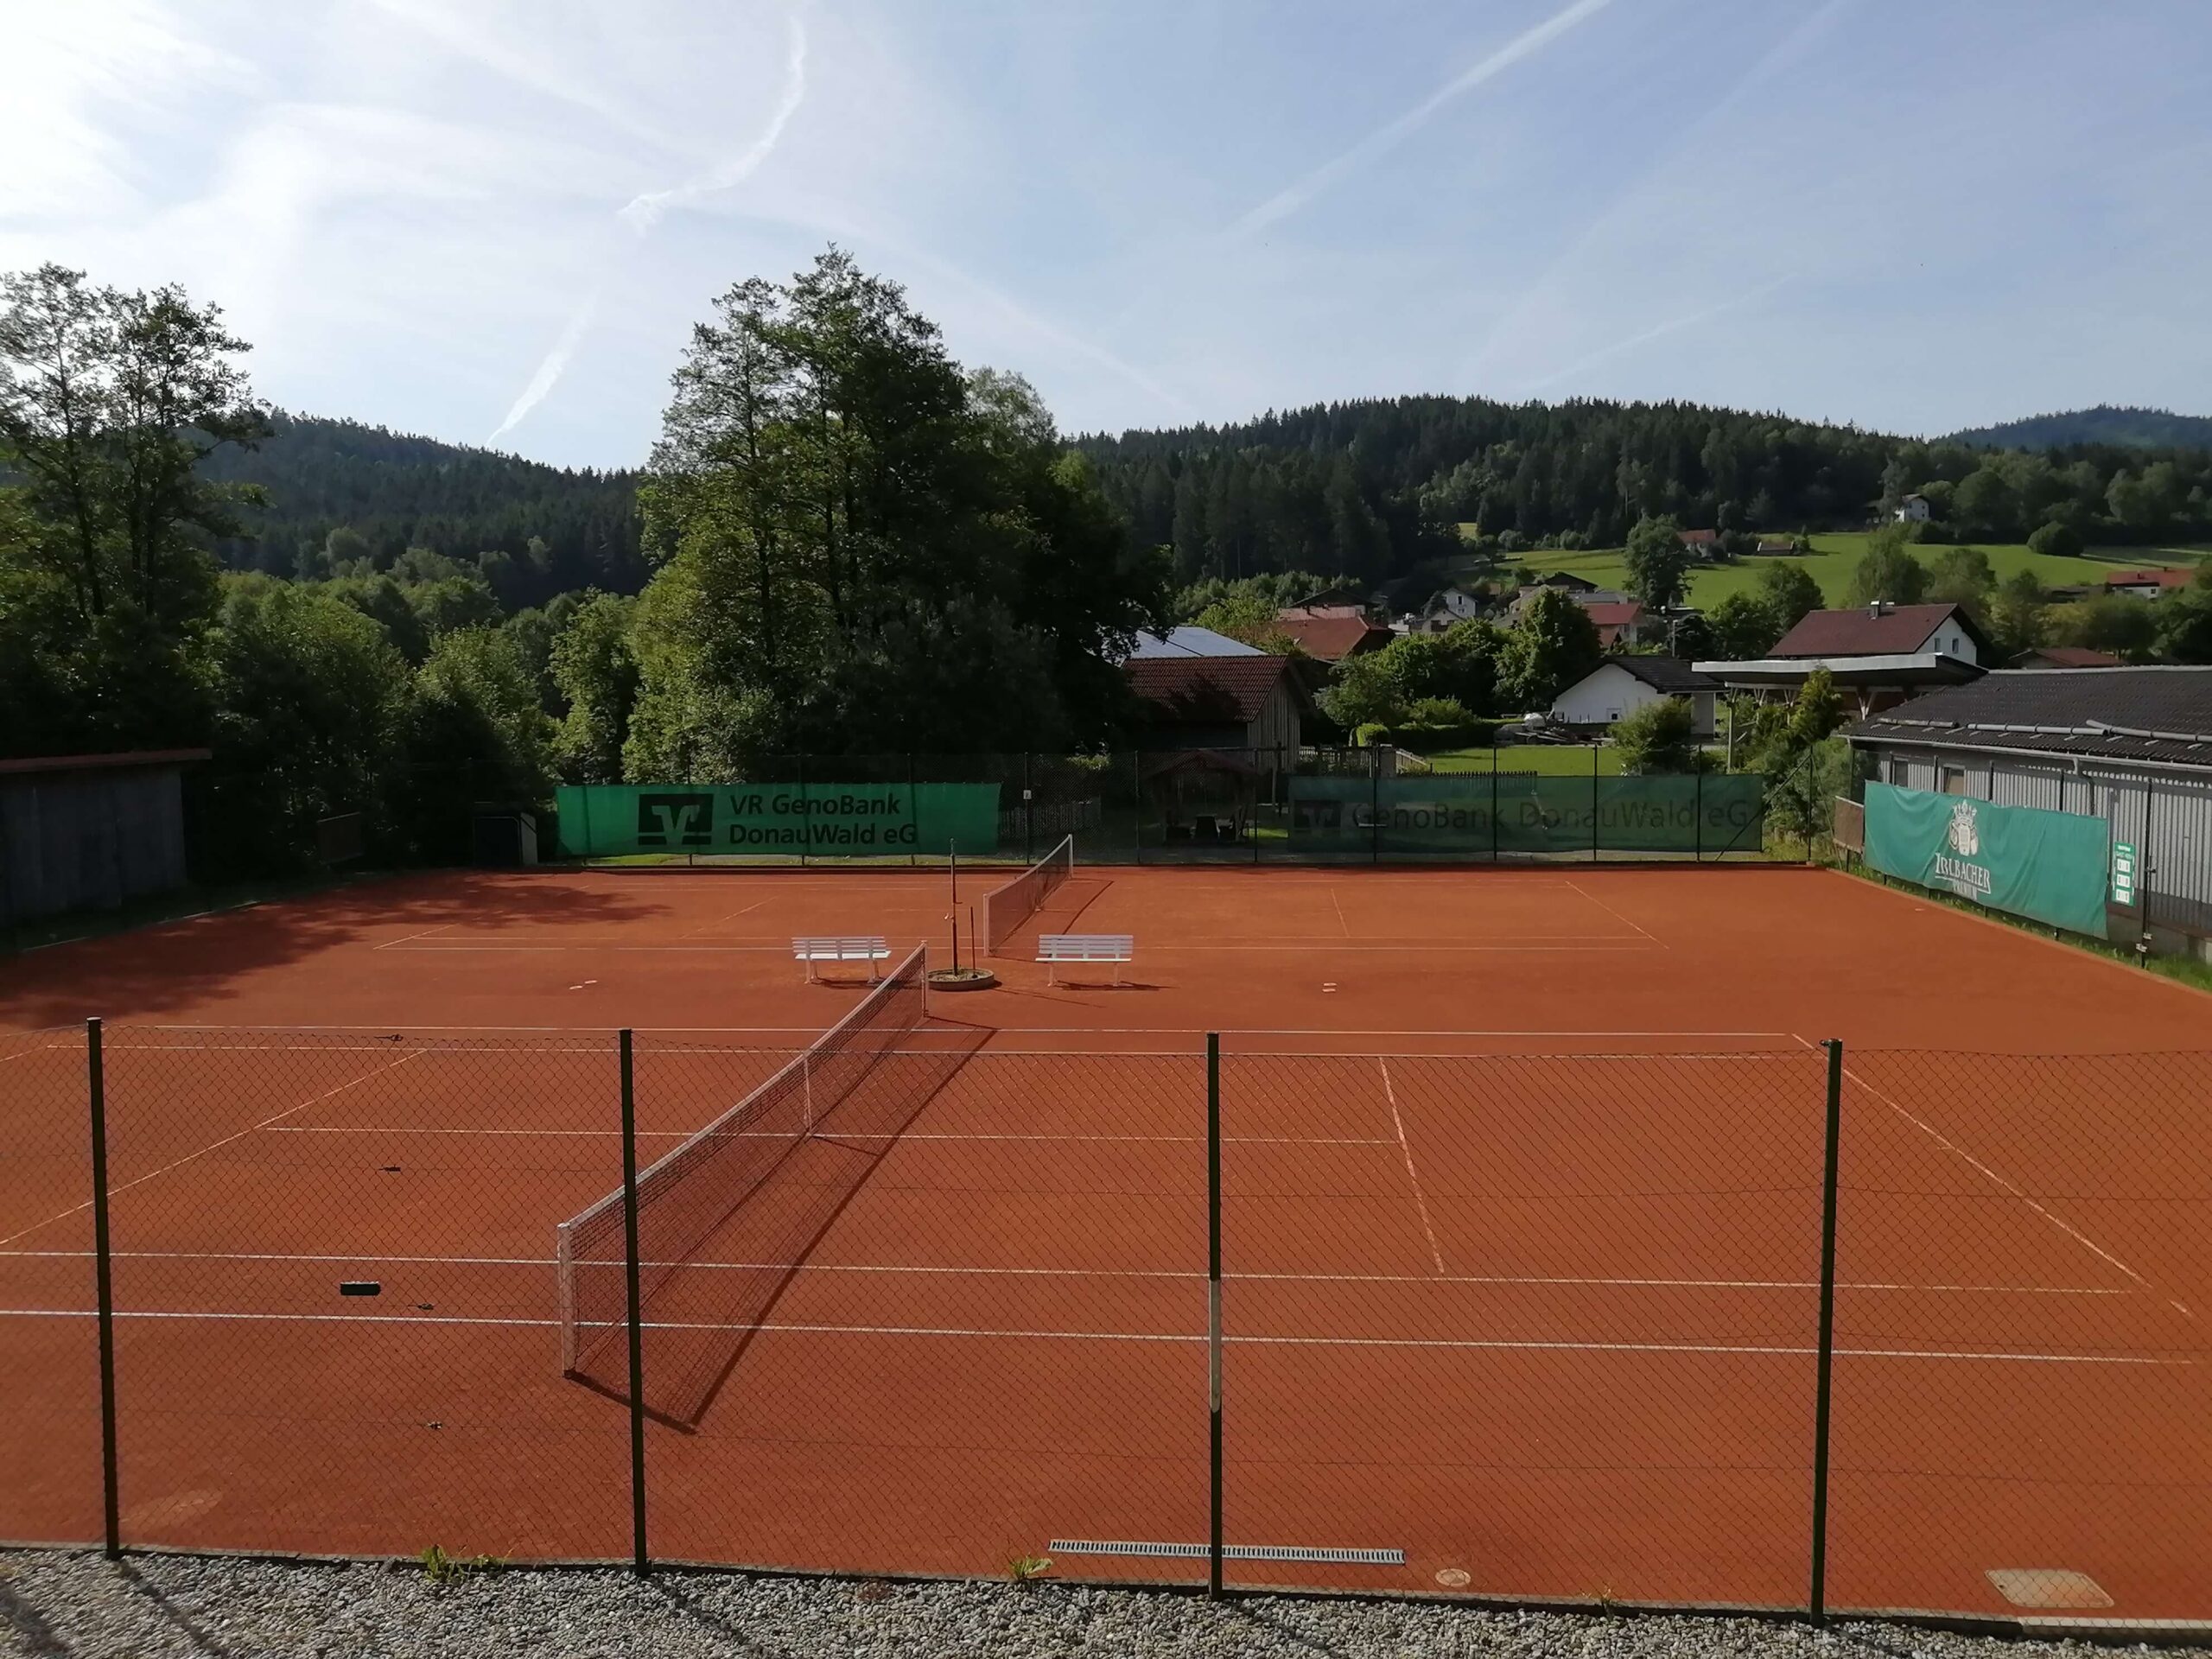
549,747 -> 1772,870
4,1024 -> 2208,1621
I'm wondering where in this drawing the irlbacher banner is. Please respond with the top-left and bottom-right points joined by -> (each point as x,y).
1861,781 -> 2109,938
556,783 -> 999,858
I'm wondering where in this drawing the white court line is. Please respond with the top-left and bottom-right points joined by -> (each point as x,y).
0,1051 -> 423,1249
110,1024 -> 1799,1037
1562,878 -> 1661,944
1329,887 -> 1351,939
0,1249 -> 2127,1297
681,900 -> 768,939
1840,1061 -> 2195,1323
371,941 -> 1662,955
260,1127 -> 1398,1147
1379,1058 -> 1445,1274
0,1306 -> 2179,1366
372,924 -> 453,950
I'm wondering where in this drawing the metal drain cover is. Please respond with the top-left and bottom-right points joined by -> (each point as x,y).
1986,1569 -> 2113,1610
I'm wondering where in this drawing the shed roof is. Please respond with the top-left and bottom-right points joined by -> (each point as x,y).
0,748 -> 213,779
1847,667 -> 2212,768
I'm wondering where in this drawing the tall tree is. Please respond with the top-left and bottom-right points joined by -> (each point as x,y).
1623,513 -> 1690,610
1847,526 -> 1929,606
1501,588 -> 1602,709
0,264 -> 267,632
630,249 -> 1165,771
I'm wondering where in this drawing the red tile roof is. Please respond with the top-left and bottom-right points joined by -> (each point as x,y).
1677,528 -> 1719,546
1124,655 -> 1294,723
2104,568 -> 2195,591
2012,646 -> 2122,669
1272,608 -> 1390,660
1579,601 -> 1643,628
1770,603 -> 1981,658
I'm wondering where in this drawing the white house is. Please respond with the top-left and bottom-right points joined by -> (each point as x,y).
1894,493 -> 1932,524
1413,588 -> 1487,633
1549,657 -> 1719,737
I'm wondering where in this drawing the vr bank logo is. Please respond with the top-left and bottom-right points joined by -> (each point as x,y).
636,792 -> 714,848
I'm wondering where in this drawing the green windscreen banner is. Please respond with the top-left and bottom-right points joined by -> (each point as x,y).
1860,781 -> 2109,938
1287,773 -> 1764,856
556,783 -> 999,858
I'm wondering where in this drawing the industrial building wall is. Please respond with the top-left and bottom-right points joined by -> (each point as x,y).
0,766 -> 190,925
1866,744 -> 2212,947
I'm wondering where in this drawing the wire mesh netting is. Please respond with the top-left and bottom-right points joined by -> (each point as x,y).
0,1027 -> 104,1547
3,1027 -> 2209,1619
546,750 -> 1771,869
558,946 -> 931,1422
980,836 -> 1076,953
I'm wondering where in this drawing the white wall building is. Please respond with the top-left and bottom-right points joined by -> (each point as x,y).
1549,657 -> 1719,736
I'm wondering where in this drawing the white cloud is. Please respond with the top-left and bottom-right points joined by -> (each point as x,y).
0,0 -> 247,219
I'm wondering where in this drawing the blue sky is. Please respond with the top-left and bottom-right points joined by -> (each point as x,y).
6,0 -> 2209,469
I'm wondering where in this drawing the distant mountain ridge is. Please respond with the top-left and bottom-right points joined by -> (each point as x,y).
1948,405 -> 2212,452
201,411 -> 645,593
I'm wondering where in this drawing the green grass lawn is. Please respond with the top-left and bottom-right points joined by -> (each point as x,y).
1420,745 -> 1627,776
1500,533 -> 2206,611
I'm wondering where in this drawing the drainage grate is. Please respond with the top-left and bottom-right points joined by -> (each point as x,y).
1049,1539 -> 1404,1566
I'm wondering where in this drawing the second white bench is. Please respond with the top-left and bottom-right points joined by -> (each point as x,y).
1037,933 -> 1134,987
792,936 -> 892,983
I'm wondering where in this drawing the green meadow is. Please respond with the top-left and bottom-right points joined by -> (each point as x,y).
1479,533 -> 2207,609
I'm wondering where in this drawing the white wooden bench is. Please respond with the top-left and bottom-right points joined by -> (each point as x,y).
792,936 -> 892,983
1037,933 -> 1135,986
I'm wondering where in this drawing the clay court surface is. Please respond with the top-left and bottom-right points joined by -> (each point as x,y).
3,865 -> 2209,1619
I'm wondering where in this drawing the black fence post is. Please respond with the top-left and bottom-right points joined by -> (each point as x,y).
1808,1038 -> 1844,1624
619,1029 -> 650,1576
1490,729 -> 1499,863
796,746 -> 809,870
1133,749 -> 1145,866
907,752 -> 918,871
87,1017 -> 120,1560
1207,1032 -> 1224,1599
1591,745 -> 1600,863
1024,751 -> 1035,864
1695,768 -> 1705,864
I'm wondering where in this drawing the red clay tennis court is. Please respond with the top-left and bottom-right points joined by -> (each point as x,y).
3,862 -> 2209,1624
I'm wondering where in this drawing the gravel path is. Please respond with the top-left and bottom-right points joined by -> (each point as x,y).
2,1551 -> 2196,1659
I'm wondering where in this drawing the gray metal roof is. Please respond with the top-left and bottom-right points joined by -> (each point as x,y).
1125,626 -> 1267,660
1847,667 -> 2212,768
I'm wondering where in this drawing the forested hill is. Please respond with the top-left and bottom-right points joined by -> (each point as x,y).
200,412 -> 645,598
1077,395 -> 2212,588
1948,406 -> 2212,453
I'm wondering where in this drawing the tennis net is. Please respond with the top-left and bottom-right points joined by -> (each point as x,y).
555,944 -> 930,1380
982,834 -> 1075,952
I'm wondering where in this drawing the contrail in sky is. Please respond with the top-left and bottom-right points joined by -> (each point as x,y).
1523,274 -> 1800,391
490,6 -> 810,444
1229,0 -> 1616,238
619,10 -> 810,233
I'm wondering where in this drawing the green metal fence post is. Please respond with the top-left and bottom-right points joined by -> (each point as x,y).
87,1017 -> 120,1559
619,1029 -> 650,1576
1370,744 -> 1381,866
1591,744 -> 1600,863
1808,1038 -> 1844,1624
1207,1032 -> 1224,1598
